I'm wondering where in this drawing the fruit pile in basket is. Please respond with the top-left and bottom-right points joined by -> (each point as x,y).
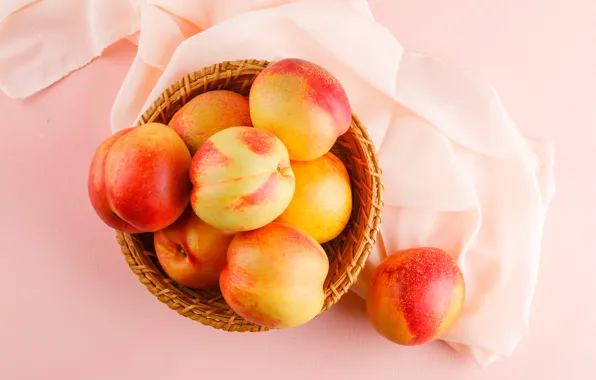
88,58 -> 466,345
88,58 -> 354,329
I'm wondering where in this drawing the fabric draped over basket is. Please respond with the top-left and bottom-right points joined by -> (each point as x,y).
0,0 -> 555,367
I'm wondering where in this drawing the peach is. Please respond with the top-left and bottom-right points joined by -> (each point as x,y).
366,247 -> 465,345
168,90 -> 252,155
249,58 -> 351,161
220,222 -> 329,328
275,152 -> 352,244
154,207 -> 235,289
189,126 -> 295,232
88,123 -> 192,233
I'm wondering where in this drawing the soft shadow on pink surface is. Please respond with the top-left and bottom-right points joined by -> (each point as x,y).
1,1 -> 595,379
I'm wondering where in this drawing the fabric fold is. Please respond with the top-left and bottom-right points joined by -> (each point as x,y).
0,0 -> 140,98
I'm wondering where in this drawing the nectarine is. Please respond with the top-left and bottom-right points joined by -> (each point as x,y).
88,123 -> 192,233
154,207 -> 235,289
366,247 -> 465,345
249,58 -> 351,161
168,90 -> 252,155
189,127 -> 295,232
275,152 -> 352,243
220,222 -> 329,328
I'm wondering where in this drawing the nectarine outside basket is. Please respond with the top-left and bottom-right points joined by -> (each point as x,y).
116,59 -> 383,332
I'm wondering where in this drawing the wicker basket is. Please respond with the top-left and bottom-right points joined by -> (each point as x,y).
116,59 -> 383,332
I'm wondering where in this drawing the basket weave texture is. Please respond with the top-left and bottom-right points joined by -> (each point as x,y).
116,59 -> 383,332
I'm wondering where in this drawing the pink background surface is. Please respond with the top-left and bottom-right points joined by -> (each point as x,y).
1,1 -> 594,379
